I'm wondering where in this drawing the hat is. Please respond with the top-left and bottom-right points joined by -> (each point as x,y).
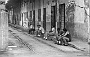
63,28 -> 67,31
37,25 -> 41,26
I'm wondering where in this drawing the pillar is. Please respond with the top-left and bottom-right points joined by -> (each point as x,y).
0,0 -> 8,51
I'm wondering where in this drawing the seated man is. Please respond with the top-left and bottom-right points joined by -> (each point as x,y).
44,26 -> 56,40
56,28 -> 71,46
56,30 -> 64,43
36,25 -> 45,37
28,24 -> 35,34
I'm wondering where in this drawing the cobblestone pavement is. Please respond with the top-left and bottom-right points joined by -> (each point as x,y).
0,27 -> 89,57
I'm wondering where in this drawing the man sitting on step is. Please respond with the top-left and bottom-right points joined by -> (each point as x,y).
44,26 -> 56,40
56,28 -> 71,46
36,25 -> 45,37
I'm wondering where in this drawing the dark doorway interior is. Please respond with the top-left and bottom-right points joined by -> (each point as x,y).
30,11 -> 32,25
51,6 -> 56,29
43,8 -> 46,30
59,3 -> 65,30
22,13 -> 23,26
33,10 -> 35,29
21,13 -> 23,26
38,9 -> 41,22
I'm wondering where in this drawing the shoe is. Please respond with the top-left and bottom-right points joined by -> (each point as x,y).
63,44 -> 69,46
38,35 -> 40,36
57,41 -> 62,45
43,37 -> 45,38
58,41 -> 61,44
55,42 -> 57,44
57,43 -> 62,45
45,37 -> 47,40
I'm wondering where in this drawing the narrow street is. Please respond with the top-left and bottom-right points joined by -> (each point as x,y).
0,0 -> 89,57
0,27 -> 88,57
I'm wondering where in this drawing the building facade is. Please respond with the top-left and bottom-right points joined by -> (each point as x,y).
0,0 -> 8,51
8,0 -> 89,42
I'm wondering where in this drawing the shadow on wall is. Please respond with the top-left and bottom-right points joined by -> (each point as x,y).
65,0 -> 89,42
74,23 -> 88,42
65,1 -> 75,39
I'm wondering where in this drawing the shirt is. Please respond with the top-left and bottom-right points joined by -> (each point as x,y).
39,27 -> 44,33
51,27 -> 55,33
30,25 -> 34,29
63,31 -> 70,38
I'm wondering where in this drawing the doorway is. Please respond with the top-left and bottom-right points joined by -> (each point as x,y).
51,6 -> 56,29
43,8 -> 46,30
59,3 -> 65,30
30,11 -> 32,25
33,10 -> 35,29
21,13 -> 23,26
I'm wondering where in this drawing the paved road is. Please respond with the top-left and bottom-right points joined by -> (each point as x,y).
0,27 -> 89,57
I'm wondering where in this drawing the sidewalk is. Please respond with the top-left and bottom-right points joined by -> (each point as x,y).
26,33 -> 89,53
69,38 -> 89,52
8,26 -> 89,53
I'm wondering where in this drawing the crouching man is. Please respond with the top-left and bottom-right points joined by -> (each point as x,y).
36,25 -> 45,37
56,28 -> 71,46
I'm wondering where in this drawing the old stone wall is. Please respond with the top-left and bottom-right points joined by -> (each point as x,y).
65,0 -> 89,41
14,0 -> 89,41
